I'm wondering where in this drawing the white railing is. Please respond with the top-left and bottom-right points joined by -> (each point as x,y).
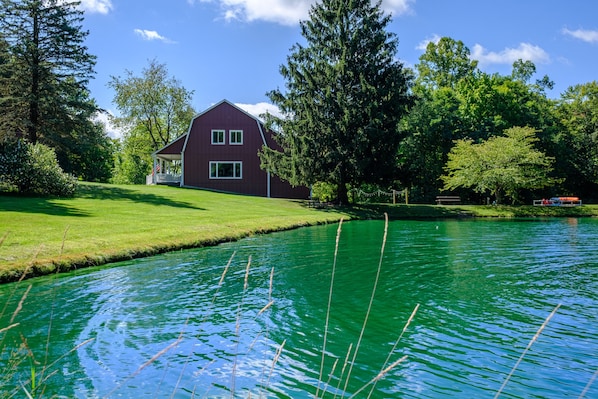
146,173 -> 181,185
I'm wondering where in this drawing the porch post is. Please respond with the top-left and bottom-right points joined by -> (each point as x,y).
180,152 -> 184,187
152,157 -> 157,184
267,171 -> 271,198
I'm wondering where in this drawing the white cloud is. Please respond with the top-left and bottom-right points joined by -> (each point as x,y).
78,0 -> 113,14
93,111 -> 124,140
134,29 -> 176,44
471,42 -> 550,66
235,102 -> 283,120
562,28 -> 598,44
193,0 -> 413,26
416,34 -> 441,51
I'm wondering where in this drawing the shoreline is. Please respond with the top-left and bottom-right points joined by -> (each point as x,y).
1,183 -> 596,284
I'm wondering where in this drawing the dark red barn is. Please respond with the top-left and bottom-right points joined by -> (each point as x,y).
149,100 -> 309,199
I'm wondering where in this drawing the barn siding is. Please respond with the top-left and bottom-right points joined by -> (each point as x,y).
183,102 -> 270,197
156,100 -> 309,199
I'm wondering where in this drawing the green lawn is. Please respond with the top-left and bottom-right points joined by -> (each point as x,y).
0,183 -> 351,282
1,182 -> 596,283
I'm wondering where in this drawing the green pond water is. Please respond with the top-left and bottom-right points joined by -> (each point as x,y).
1,218 -> 597,398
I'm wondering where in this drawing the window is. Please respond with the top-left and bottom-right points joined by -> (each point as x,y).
211,129 -> 225,144
229,130 -> 243,145
210,161 -> 242,179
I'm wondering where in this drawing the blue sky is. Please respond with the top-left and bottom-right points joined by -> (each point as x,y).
78,0 -> 598,138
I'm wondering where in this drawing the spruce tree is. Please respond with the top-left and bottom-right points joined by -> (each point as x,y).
260,0 -> 412,204
0,0 -> 96,145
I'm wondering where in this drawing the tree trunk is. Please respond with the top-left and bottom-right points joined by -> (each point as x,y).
336,182 -> 349,205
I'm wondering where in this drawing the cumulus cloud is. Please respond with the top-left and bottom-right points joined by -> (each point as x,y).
562,28 -> 598,44
134,29 -> 176,44
192,0 -> 413,26
93,111 -> 124,139
78,0 -> 113,14
235,102 -> 283,120
471,42 -> 550,66
416,34 -> 441,51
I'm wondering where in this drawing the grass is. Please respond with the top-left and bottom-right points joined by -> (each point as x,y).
0,182 -> 596,283
0,182 -> 348,282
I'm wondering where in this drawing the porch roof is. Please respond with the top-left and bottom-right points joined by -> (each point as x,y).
153,134 -> 186,161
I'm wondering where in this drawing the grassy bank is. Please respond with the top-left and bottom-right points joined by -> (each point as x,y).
1,182 -> 596,283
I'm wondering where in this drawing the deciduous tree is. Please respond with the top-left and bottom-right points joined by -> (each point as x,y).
442,126 -> 557,204
260,0 -> 412,204
109,59 -> 195,151
555,81 -> 598,199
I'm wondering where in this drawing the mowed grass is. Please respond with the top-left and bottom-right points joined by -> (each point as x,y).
0,182 -> 351,282
1,182 -> 596,283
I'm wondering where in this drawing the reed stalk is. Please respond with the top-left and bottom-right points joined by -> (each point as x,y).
104,334 -> 184,398
266,339 -> 286,387
332,343 -> 353,399
348,355 -> 408,399
494,303 -> 561,398
578,367 -> 598,399
172,251 -> 237,396
367,303 -> 419,398
341,213 -> 389,396
320,357 -> 339,398
316,218 -> 344,398
231,256 -> 252,397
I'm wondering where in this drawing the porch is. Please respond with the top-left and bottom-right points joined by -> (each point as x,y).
146,151 -> 182,186
146,173 -> 181,186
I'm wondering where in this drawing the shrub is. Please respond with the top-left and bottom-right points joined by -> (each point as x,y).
311,181 -> 336,202
0,140 -> 77,197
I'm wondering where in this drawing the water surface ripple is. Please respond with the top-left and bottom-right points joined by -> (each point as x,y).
1,219 -> 597,398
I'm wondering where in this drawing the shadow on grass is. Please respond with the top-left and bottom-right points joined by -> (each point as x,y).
0,184 -> 204,217
298,201 -> 473,220
76,184 -> 205,211
0,193 -> 91,217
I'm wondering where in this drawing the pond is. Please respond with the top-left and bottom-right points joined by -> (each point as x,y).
1,218 -> 597,398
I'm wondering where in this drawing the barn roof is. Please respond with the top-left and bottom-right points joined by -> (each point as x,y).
153,99 -> 278,160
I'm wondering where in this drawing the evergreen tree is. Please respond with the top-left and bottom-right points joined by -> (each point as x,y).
0,0 -> 96,144
260,0 -> 412,204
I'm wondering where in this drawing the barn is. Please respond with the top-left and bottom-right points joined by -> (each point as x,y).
149,99 -> 309,199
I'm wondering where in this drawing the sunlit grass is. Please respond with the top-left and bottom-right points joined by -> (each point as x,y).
0,182 -> 348,282
1,182 -> 596,283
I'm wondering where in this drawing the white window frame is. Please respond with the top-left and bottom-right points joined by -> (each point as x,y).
209,161 -> 243,179
211,129 -> 225,145
229,130 -> 243,145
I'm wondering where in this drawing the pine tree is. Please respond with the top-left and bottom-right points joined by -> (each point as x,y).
0,0 -> 96,145
260,0 -> 412,204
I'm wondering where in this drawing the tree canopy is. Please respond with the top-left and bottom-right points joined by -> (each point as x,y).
109,59 -> 195,151
109,59 -> 195,184
442,126 -> 557,204
0,0 -> 113,182
0,0 -> 97,144
260,0 -> 412,204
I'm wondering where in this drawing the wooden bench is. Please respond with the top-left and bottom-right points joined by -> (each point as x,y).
435,195 -> 461,205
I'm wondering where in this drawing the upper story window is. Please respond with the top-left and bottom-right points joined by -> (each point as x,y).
229,130 -> 243,145
212,129 -> 225,145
